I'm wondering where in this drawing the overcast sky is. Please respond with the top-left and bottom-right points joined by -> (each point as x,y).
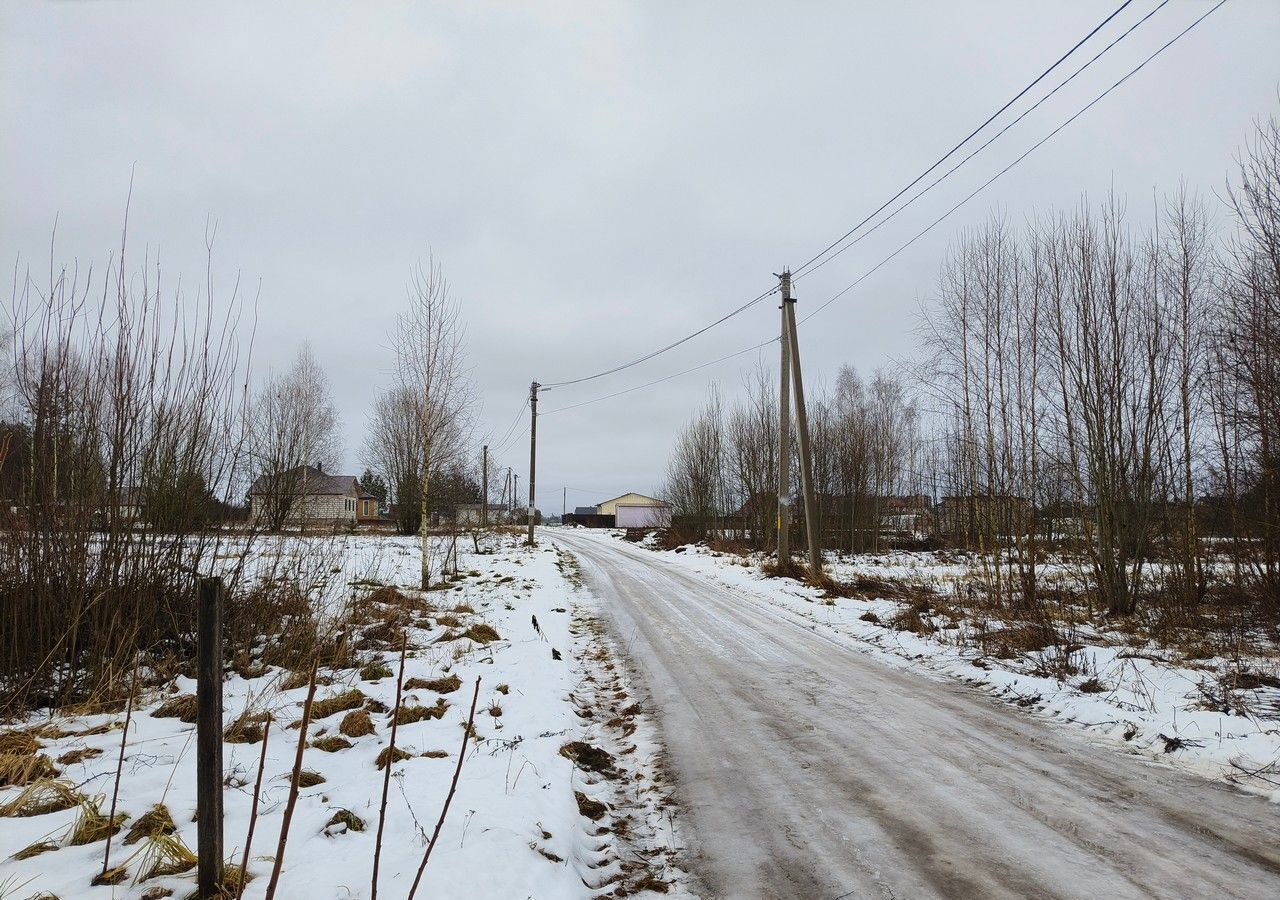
4,1 -> 1279,513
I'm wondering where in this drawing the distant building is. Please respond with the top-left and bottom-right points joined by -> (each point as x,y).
565,492 -> 672,529
248,465 -> 364,527
595,492 -> 665,516
357,489 -> 381,523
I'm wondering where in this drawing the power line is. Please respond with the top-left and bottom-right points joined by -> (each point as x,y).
799,0 -> 1228,325
791,0 -> 1139,280
487,399 -> 529,458
538,0 -> 1138,393
539,0 -> 1227,416
540,337 -> 778,415
794,0 -> 1171,284
540,284 -> 778,391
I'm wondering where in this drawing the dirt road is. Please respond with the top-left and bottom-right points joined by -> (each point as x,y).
551,529 -> 1280,900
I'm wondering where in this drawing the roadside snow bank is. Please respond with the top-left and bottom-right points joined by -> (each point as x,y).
617,532 -> 1280,801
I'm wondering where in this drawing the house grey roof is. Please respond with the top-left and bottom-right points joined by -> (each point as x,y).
573,506 -> 598,516
248,465 -> 360,497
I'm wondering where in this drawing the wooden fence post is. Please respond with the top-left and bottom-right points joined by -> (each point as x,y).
197,576 -> 225,897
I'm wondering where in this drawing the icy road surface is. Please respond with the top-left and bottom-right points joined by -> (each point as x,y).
551,529 -> 1280,900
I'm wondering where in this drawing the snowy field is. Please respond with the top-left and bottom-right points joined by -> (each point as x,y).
617,531 -> 1280,800
0,533 -> 692,899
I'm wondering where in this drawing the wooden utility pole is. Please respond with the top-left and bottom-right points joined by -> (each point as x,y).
196,577 -> 225,898
527,381 -> 539,545
562,486 -> 566,521
777,272 -> 793,563
480,444 -> 488,529
782,272 -> 823,573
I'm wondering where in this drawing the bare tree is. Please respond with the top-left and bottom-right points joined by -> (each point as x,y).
246,342 -> 343,531
725,364 -> 779,547
392,257 -> 470,590
1218,112 -> 1280,598
2,219 -> 252,711
663,389 -> 725,534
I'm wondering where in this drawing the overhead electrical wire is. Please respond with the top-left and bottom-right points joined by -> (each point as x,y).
539,0 -> 1227,416
539,284 -> 778,391
793,0 -> 1171,284
488,395 -> 529,456
799,0 -> 1228,325
790,0 -> 1139,280
541,338 -> 779,415
538,0 -> 1139,393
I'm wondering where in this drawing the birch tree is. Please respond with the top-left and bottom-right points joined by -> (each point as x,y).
392,257 -> 469,590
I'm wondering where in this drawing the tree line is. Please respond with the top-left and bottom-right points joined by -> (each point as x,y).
0,224 -> 478,708
664,111 -> 1280,618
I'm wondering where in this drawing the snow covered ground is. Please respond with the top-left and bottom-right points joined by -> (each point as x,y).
613,530 -> 1280,800
0,532 -> 692,899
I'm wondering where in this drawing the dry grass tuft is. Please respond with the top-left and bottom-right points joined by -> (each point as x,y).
68,795 -> 127,845
394,698 -> 448,725
404,673 -> 461,694
224,711 -> 270,744
981,621 -> 1058,658
0,751 -> 59,787
375,746 -> 411,770
152,694 -> 198,723
0,779 -> 80,817
13,839 -> 59,860
574,790 -> 608,820
123,804 -> 175,845
422,749 -> 449,759
56,747 -> 104,765
559,741 -> 614,774
0,730 -> 39,755
356,620 -> 405,651
890,599 -> 937,635
218,863 -> 250,896
311,736 -> 353,753
359,660 -> 393,681
323,808 -> 366,834
761,557 -> 806,580
136,825 -> 198,880
297,769 -> 326,787
310,689 -> 366,720
462,623 -> 501,644
339,709 -> 375,738
365,585 -> 431,613
1078,677 -> 1107,694
92,863 -> 129,885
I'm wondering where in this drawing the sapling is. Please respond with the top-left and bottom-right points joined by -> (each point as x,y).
236,713 -> 271,900
406,676 -> 481,900
371,630 -> 408,900
264,661 -> 318,900
101,652 -> 140,879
